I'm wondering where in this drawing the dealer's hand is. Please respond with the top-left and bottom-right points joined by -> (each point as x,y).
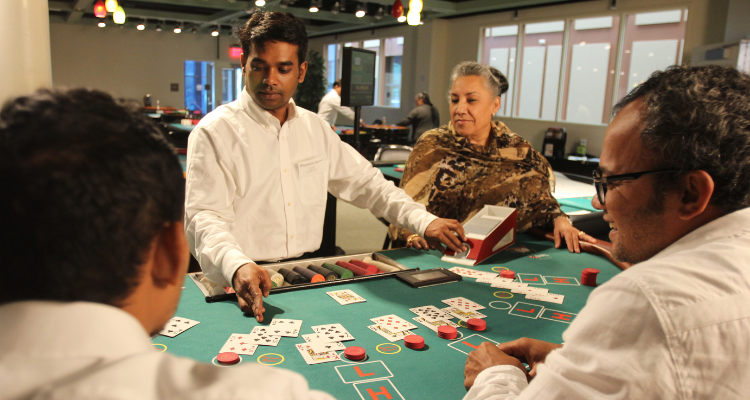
464,342 -> 527,390
424,218 -> 467,253
554,216 -> 596,253
232,263 -> 272,322
497,337 -> 562,378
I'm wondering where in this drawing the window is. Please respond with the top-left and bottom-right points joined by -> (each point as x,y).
324,37 -> 403,107
617,9 -> 687,101
184,60 -> 215,114
516,21 -> 564,121
481,26 -> 518,117
561,16 -> 621,125
221,66 -> 243,105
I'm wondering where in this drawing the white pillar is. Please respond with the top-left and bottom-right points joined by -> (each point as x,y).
0,0 -> 52,103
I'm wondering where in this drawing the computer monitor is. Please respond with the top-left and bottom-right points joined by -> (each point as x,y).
340,47 -> 376,107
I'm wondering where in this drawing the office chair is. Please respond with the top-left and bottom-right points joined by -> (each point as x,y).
373,144 -> 413,162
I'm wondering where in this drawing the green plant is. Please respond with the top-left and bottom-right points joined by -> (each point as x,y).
294,50 -> 327,112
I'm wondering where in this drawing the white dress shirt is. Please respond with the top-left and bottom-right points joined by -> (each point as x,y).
464,206 -> 750,400
317,89 -> 355,125
0,301 -> 335,400
185,90 -> 437,287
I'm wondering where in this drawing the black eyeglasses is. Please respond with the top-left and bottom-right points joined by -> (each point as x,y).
592,169 -> 681,205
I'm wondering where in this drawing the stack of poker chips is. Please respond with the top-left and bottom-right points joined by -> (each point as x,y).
322,262 -> 354,279
216,352 -> 240,365
404,335 -> 425,350
335,260 -> 374,276
581,268 -> 600,286
307,265 -> 338,281
267,270 -> 284,288
500,269 -> 516,279
293,266 -> 325,283
363,257 -> 401,272
278,268 -> 307,285
466,318 -> 486,331
437,325 -> 458,340
344,346 -> 366,361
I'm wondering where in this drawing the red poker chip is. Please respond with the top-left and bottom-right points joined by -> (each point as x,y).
344,346 -> 366,361
437,325 -> 457,339
582,268 -> 600,275
216,352 -> 240,365
467,318 -> 486,331
500,270 -> 515,279
404,335 -> 425,349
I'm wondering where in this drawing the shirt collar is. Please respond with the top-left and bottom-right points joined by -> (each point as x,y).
241,88 -> 298,126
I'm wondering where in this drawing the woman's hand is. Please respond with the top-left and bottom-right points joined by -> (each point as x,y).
553,216 -> 596,253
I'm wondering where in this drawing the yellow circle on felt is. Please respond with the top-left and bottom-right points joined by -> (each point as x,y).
493,291 -> 513,299
489,301 -> 512,310
457,320 -> 468,328
152,343 -> 167,352
376,343 -> 402,354
257,353 -> 285,365
491,266 -> 509,272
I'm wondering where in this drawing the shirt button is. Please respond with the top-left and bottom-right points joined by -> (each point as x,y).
283,169 -> 288,173
264,125 -> 269,129
287,202 -> 291,206
290,235 -> 294,239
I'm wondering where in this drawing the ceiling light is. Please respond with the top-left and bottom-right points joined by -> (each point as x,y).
156,22 -> 163,32
406,9 -> 420,25
104,0 -> 118,13
255,0 -> 265,6
174,22 -> 182,33
136,19 -> 145,30
408,0 -> 422,13
93,0 -> 106,18
355,3 -> 366,18
113,5 -> 126,24
397,15 -> 406,22
375,6 -> 384,19
309,0 -> 321,12
98,21 -> 106,28
211,26 -> 219,36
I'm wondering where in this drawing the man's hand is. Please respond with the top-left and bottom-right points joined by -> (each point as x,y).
424,218 -> 468,253
232,263 -> 272,322
497,337 -> 562,377
464,342 -> 526,390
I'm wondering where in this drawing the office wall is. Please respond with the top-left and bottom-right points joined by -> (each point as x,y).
50,23 -> 241,108
310,0 -> 729,156
724,0 -> 750,42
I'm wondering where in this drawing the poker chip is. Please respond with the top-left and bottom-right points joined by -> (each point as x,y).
321,262 -> 354,279
466,318 -> 486,331
278,268 -> 307,285
307,265 -> 338,281
335,261 -> 373,276
344,346 -> 366,361
362,258 -> 401,273
437,325 -> 457,340
500,270 -> 515,279
349,259 -> 380,274
293,266 -> 325,283
581,268 -> 600,287
404,334 -> 425,350
268,271 -> 284,288
216,352 -> 240,365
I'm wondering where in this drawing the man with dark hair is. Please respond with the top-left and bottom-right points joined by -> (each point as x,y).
185,11 -> 467,321
462,65 -> 750,399
0,88 -> 333,399
318,79 -> 356,126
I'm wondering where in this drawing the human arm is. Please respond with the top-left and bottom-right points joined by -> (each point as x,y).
553,216 -> 597,253
184,124 -> 270,321
396,107 -> 419,127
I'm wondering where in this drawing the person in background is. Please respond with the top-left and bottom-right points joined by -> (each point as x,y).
0,88 -> 334,400
396,92 -> 440,142
318,79 -> 356,129
185,12 -> 468,322
463,65 -> 750,400
391,62 -> 592,253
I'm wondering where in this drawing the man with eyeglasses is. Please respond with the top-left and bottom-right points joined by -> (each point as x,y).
462,65 -> 750,399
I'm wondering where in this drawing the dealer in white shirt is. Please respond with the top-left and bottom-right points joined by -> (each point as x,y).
185,12 -> 467,322
317,79 -> 356,127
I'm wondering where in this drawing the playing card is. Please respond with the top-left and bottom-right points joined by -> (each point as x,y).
522,287 -> 549,296
441,306 -> 487,322
409,305 -> 451,322
490,278 -> 515,288
367,324 -> 415,341
448,267 -> 497,279
295,343 -> 341,365
370,314 -> 418,333
312,323 -> 355,342
412,317 -> 460,332
267,318 -> 302,337
326,289 -> 366,305
248,327 -> 282,346
441,297 -> 485,311
219,333 -> 259,355
508,282 -> 529,293
543,293 -> 565,304
158,316 -> 200,337
476,275 -> 501,283
301,333 -> 346,353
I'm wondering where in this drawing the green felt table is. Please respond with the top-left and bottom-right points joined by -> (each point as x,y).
153,234 -> 621,399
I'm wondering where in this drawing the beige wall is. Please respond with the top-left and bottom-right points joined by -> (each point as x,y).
50,23 -> 241,108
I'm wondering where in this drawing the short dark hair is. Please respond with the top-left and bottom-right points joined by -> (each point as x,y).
333,79 -> 342,88
614,65 -> 750,213
0,88 -> 185,306
237,11 -> 308,65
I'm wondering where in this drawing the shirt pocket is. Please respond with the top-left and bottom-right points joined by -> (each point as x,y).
297,156 -> 327,206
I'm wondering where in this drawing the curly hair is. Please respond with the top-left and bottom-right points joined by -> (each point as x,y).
450,61 -> 510,97
614,65 -> 750,213
236,11 -> 308,65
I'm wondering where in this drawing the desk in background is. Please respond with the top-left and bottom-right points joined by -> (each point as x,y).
154,234 -> 622,400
